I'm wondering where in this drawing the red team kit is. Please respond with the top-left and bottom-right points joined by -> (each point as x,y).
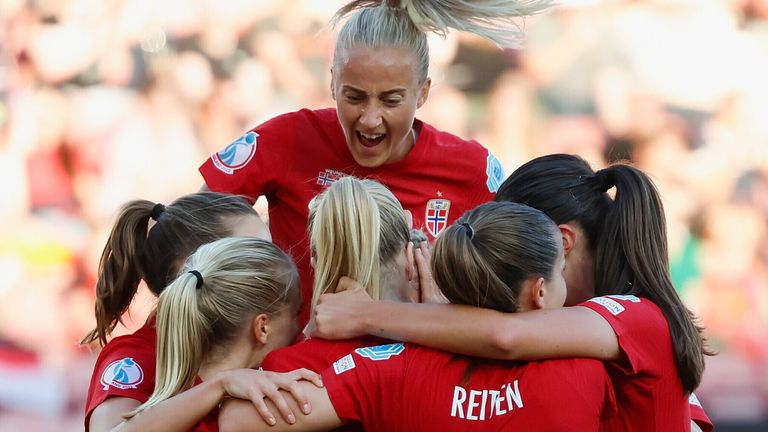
85,109 -> 713,430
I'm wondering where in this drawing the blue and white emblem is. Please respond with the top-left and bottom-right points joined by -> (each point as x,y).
100,357 -> 144,390
355,343 -> 405,361
212,131 -> 258,175
486,153 -> 505,193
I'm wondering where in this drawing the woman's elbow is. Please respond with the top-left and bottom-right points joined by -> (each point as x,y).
488,325 -> 524,360
218,402 -> 251,432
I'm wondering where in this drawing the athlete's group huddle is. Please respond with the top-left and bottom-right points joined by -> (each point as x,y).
83,1 -> 712,431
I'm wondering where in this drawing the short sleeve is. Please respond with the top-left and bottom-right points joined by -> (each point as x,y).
320,343 -> 407,424
579,295 -> 668,375
689,393 -> 713,432
84,338 -> 156,430
199,112 -> 298,201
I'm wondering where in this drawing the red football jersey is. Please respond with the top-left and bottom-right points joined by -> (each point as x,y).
261,336 -> 387,373
689,393 -> 714,432
84,318 -> 157,431
261,337 -> 388,432
199,108 -> 501,327
580,295 -> 698,432
321,342 -> 615,431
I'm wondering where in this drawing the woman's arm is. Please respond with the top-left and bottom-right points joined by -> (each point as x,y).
89,397 -> 142,432
313,280 -> 620,361
108,368 -> 322,432
219,381 -> 342,432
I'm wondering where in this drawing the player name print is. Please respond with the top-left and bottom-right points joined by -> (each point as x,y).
100,357 -> 144,390
451,380 -> 524,421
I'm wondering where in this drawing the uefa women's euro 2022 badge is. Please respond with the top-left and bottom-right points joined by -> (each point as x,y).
101,357 -> 144,390
213,131 -> 258,175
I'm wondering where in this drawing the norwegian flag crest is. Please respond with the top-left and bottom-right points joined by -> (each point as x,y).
425,199 -> 451,237
317,169 -> 345,187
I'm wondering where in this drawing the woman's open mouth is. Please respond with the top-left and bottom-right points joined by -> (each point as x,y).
357,131 -> 386,148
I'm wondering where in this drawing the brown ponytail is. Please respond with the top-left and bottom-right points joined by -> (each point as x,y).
81,192 -> 258,346
593,164 -> 710,393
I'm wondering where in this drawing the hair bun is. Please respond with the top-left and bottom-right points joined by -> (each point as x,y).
593,169 -> 614,192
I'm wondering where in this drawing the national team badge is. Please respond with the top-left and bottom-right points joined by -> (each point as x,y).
425,199 -> 451,237
212,131 -> 258,175
100,357 -> 144,390
316,168 -> 345,187
355,343 -> 405,361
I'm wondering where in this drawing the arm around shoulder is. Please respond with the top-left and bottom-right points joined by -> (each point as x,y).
219,381 -> 342,432
329,301 -> 621,361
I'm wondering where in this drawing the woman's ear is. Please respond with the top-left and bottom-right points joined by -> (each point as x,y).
252,313 -> 270,345
518,276 -> 547,312
330,69 -> 336,100
417,78 -> 431,108
558,223 -> 577,257
404,210 -> 413,229
405,242 -> 415,282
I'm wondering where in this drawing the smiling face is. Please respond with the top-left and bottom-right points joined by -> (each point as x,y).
332,45 -> 430,168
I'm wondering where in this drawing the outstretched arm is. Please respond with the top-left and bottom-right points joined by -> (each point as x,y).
219,381 -> 343,432
313,280 -> 619,361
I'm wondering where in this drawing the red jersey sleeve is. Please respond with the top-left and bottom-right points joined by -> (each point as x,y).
199,112 -> 299,201
261,337 -> 386,373
689,393 -> 714,432
84,335 -> 156,430
579,295 -> 667,375
320,343 -> 407,424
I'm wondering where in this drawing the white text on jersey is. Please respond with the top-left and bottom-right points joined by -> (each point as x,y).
450,380 -> 524,421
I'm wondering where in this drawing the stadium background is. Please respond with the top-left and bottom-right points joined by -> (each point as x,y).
1,0 -> 766,430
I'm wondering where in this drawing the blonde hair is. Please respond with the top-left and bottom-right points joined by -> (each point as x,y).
126,237 -> 299,419
309,177 -> 409,310
333,0 -> 553,82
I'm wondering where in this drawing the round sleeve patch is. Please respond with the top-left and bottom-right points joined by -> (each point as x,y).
212,131 -> 258,175
100,357 -> 145,390
486,153 -> 505,193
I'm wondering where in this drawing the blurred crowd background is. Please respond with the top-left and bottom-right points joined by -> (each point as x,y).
1,0 -> 767,430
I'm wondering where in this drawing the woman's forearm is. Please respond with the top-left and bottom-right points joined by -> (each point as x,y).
112,377 -> 224,432
356,302 -> 618,361
359,301 -> 524,359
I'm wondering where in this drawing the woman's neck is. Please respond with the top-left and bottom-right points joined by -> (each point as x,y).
198,342 -> 261,381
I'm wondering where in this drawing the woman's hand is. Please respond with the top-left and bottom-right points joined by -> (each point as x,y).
413,243 -> 448,304
217,368 -> 323,426
312,277 -> 375,339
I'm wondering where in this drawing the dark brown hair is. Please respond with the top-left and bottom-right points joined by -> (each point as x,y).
432,201 -> 560,313
496,154 -> 709,393
81,192 -> 257,346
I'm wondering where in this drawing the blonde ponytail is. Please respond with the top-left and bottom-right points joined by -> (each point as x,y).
126,237 -> 299,419
309,177 -> 409,310
332,0 -> 552,83
133,273 -> 206,417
